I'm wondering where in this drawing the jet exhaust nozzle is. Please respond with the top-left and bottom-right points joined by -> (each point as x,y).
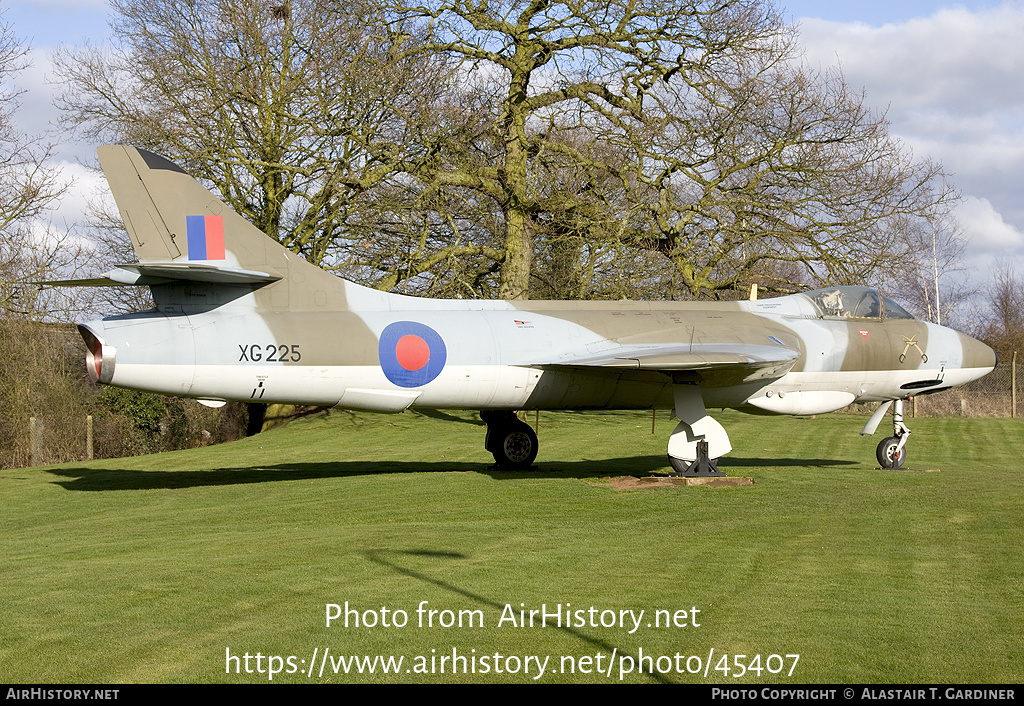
78,325 -> 116,384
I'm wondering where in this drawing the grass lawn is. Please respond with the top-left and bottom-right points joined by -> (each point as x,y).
1,409 -> 1021,683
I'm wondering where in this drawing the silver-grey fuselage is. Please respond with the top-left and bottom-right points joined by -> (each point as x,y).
81,281 -> 995,417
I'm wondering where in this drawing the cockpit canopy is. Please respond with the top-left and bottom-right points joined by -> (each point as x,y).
801,287 -> 915,321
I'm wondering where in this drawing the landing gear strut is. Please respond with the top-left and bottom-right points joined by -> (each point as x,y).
481,410 -> 538,469
875,399 -> 910,469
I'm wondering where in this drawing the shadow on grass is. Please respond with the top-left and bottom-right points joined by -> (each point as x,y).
413,409 -> 486,426
723,457 -> 858,468
45,454 -> 857,492
362,548 -> 673,684
44,456 -> 661,491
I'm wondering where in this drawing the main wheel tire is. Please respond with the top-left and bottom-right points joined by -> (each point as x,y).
490,420 -> 538,469
876,436 -> 907,469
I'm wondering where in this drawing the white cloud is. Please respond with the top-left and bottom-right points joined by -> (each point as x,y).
796,2 -> 1024,268
49,159 -> 107,227
957,194 -> 1024,255
3,48 -> 99,170
903,111 -> 1024,186
23,160 -> 106,271
803,10 -> 1022,119
800,7 -> 1024,111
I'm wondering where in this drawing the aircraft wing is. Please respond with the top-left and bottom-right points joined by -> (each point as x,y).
536,342 -> 800,387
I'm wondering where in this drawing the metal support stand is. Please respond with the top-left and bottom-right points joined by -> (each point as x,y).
668,439 -> 726,477
875,398 -> 912,469
666,384 -> 731,477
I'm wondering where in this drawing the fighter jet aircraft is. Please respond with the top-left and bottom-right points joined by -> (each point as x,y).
72,146 -> 996,473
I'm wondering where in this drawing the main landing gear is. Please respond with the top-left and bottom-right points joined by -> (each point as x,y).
481,410 -> 538,469
481,386 -> 735,475
875,399 -> 910,469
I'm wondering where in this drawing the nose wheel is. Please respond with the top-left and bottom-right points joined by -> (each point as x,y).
876,436 -> 907,469
875,399 -> 910,469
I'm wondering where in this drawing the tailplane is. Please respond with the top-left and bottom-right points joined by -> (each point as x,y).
94,145 -> 393,311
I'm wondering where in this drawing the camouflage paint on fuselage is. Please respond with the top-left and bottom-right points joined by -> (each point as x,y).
75,146 -> 996,467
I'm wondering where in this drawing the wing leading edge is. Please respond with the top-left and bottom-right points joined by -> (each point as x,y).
535,342 -> 800,388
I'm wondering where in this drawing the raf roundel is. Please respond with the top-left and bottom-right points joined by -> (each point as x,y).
378,322 -> 447,388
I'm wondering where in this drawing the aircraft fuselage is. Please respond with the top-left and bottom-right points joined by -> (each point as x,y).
81,284 -> 994,417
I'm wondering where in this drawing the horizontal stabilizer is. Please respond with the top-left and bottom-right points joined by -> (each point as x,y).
42,262 -> 282,287
110,262 -> 282,284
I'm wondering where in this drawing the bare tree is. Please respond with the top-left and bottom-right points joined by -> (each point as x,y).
0,6 -> 94,468
0,8 -> 76,319
977,262 -> 1024,360
619,58 -> 957,299
365,0 -> 790,299
55,0 -> 443,273
880,203 -> 976,326
55,0 -> 958,303
361,1 -> 957,300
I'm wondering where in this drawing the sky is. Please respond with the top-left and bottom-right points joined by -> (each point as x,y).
5,0 -> 1023,302
785,0 -> 1024,276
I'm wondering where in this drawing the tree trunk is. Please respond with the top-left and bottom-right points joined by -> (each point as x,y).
499,207 -> 532,299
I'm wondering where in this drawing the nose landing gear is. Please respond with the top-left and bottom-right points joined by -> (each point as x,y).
873,399 -> 910,469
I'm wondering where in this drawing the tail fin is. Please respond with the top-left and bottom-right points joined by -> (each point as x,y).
96,145 -> 395,310
99,145 -> 293,284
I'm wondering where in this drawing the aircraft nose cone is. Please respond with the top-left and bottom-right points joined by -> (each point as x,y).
959,332 -> 997,374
